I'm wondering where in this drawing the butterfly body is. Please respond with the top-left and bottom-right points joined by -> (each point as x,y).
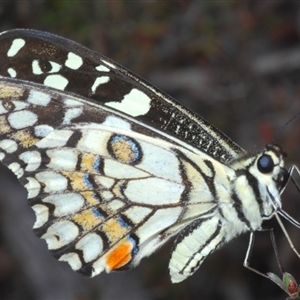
0,29 -> 288,283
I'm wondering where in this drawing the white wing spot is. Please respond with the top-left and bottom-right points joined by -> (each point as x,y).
64,98 -> 83,107
46,148 -> 78,171
7,68 -> 16,78
95,65 -> 110,72
59,252 -> 82,271
76,233 -> 103,263
32,60 -> 43,75
7,38 -> 25,57
43,193 -> 84,217
32,204 -> 49,228
65,52 -> 83,70
0,102 -> 8,114
35,130 -> 73,148
0,152 -> 5,161
8,162 -> 24,178
102,116 -> 131,130
101,59 -> 117,69
91,76 -> 110,94
19,150 -> 41,172
11,100 -> 28,111
44,74 -> 69,90
63,107 -> 83,124
125,177 -> 184,205
42,220 -> 79,250
105,89 -> 151,117
33,60 -> 62,74
34,124 -> 54,137
35,171 -> 68,193
8,110 -> 38,129
48,61 -> 62,73
27,90 -> 52,106
0,139 -> 17,153
25,177 -> 41,199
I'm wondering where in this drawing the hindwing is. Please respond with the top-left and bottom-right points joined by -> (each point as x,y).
0,77 -> 229,279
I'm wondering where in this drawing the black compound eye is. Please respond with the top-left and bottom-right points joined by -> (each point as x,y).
257,154 -> 274,174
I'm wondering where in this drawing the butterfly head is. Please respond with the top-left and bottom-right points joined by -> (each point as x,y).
252,144 -> 289,215
257,144 -> 289,189
231,144 -> 289,224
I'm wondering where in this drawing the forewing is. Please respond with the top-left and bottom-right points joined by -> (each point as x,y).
0,29 -> 244,163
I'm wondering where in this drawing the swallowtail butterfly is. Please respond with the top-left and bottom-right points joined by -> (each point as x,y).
0,29 -> 298,283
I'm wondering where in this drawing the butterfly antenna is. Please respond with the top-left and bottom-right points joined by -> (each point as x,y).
272,111 -> 300,143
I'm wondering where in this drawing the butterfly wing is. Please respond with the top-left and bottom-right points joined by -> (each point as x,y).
0,77 -> 231,280
0,29 -> 244,163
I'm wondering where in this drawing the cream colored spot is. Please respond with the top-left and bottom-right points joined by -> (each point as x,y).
62,171 -> 92,191
80,191 -> 100,206
102,218 -> 128,243
80,153 -> 98,173
110,138 -> 137,164
0,116 -> 11,134
0,83 -> 25,99
73,209 -> 103,231
10,130 -> 39,148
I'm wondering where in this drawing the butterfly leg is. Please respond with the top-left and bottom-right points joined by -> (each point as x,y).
274,212 -> 300,259
280,165 -> 300,195
244,220 -> 300,278
276,165 -> 300,258
243,229 -> 270,279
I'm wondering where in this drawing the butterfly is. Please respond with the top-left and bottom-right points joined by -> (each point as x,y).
0,28 -> 297,283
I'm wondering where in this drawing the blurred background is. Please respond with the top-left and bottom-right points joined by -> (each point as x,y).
0,1 -> 300,299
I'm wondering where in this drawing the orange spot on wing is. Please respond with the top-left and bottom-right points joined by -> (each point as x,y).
106,240 -> 132,271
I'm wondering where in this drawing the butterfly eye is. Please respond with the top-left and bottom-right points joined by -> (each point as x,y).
257,154 -> 274,174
